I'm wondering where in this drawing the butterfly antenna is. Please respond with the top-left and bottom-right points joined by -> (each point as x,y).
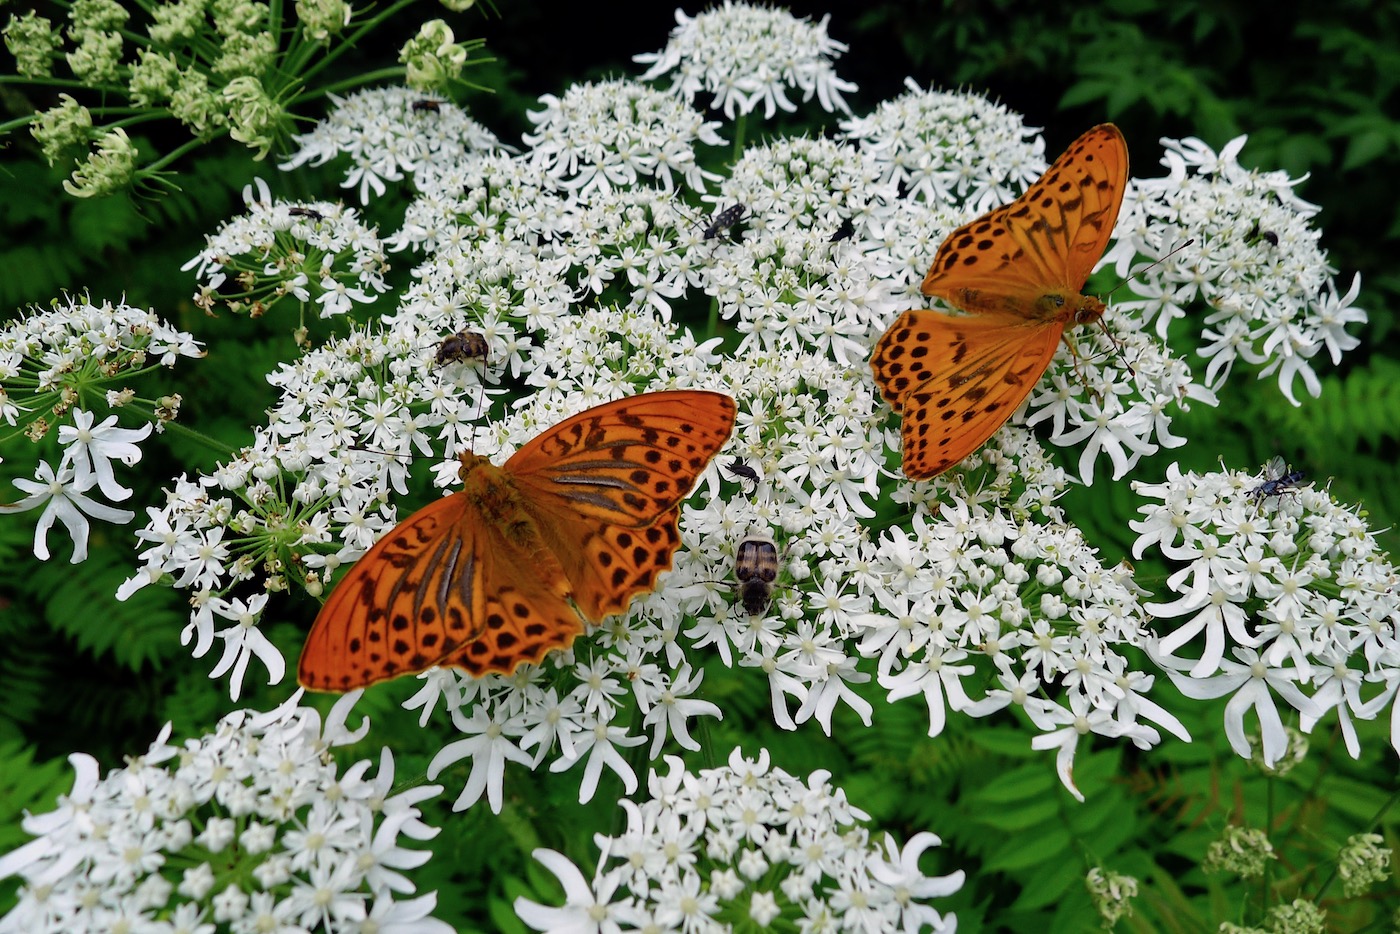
1091,239 -> 1196,378
1104,238 -> 1195,301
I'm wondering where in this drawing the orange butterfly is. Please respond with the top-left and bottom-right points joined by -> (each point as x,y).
871,124 -> 1128,479
299,390 -> 737,691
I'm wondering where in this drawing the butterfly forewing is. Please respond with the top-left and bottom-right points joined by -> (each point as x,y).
920,124 -> 1128,308
506,390 -> 738,527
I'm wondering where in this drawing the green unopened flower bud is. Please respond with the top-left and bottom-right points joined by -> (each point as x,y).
400,19 -> 466,91
1337,832 -> 1390,897
1204,826 -> 1276,879
129,49 -> 181,107
213,30 -> 276,78
296,0 -> 350,42
438,0 -> 475,11
1085,867 -> 1137,929
3,12 -> 61,78
31,94 -> 93,166
62,127 -> 137,198
69,0 -> 130,31
66,29 -> 123,85
211,0 -> 268,36
222,76 -> 282,159
171,69 -> 227,138
1263,898 -> 1324,934
149,0 -> 206,45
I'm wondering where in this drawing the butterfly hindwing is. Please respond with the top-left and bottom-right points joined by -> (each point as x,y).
874,309 -> 1066,479
297,469 -> 580,690
508,390 -> 735,620
523,501 -> 683,621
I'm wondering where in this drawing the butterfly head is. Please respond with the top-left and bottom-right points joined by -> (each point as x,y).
457,451 -> 495,482
1073,294 -> 1108,325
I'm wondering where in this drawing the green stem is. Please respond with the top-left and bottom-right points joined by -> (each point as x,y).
145,135 -> 217,173
298,67 -> 414,105
122,402 -> 240,457
295,0 -> 426,87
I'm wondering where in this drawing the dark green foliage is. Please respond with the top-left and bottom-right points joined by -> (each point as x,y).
0,740 -> 74,854
24,546 -> 183,673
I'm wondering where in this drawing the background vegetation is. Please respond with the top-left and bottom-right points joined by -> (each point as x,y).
1,0 -> 1396,929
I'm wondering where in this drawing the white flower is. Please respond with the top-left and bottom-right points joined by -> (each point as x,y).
1152,644 -> 1322,767
515,848 -> 630,934
426,706 -> 532,814
204,595 -> 284,701
0,460 -> 134,563
524,751 -> 960,932
56,410 -> 152,501
641,665 -> 722,757
549,717 -> 647,805
0,696 -> 447,933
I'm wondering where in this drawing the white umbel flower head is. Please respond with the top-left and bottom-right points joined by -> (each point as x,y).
635,2 -> 857,119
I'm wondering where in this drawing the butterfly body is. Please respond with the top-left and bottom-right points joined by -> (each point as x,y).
872,124 -> 1128,479
300,391 -> 736,691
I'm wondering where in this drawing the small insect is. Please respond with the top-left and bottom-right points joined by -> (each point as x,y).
733,534 -> 781,617
703,203 -> 747,241
724,457 -> 761,492
829,217 -> 855,242
434,330 -> 489,367
288,206 -> 325,221
1250,456 -> 1308,508
412,99 -> 442,113
1246,221 -> 1279,247
693,533 -> 786,619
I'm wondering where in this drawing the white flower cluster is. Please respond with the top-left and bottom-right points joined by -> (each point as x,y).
635,2 -> 857,118
184,177 -> 391,321
849,487 -> 1184,802
0,692 -> 449,934
523,78 -> 726,196
282,86 -> 511,202
1133,462 -> 1399,765
102,0 -> 1370,829
0,296 -> 201,561
1108,134 -> 1367,405
515,749 -> 964,932
841,79 -> 1045,220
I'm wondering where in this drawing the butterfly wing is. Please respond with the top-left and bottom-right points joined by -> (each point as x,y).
506,390 -> 737,620
920,124 -> 1128,309
298,468 -> 581,691
871,308 -> 1066,479
872,125 -> 1128,480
